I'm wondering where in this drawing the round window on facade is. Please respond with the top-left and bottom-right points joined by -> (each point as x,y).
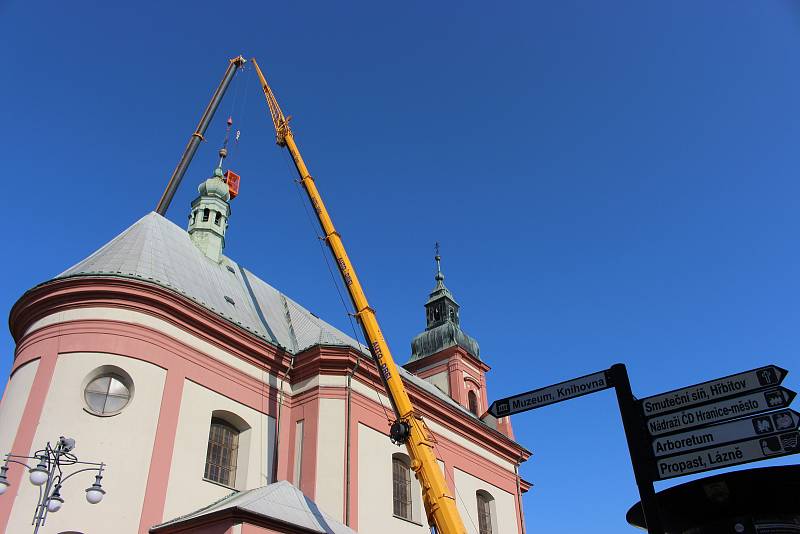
83,369 -> 133,416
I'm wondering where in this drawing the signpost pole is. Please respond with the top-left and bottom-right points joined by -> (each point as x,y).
608,364 -> 665,534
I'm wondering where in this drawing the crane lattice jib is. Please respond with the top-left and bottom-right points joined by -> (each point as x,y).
251,58 -> 468,534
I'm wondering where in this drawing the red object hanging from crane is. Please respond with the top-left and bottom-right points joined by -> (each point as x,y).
225,170 -> 240,199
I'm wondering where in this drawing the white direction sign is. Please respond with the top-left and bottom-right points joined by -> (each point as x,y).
641,365 -> 787,417
655,430 -> 800,480
652,409 -> 800,458
488,370 -> 610,417
647,387 -> 796,436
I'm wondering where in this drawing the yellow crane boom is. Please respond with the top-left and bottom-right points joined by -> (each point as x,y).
252,58 -> 467,534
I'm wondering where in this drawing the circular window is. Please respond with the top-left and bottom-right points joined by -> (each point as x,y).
84,374 -> 132,416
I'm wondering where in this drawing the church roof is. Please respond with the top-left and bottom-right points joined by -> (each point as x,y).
410,321 -> 481,362
151,480 -> 356,533
48,212 -> 481,420
56,212 -> 363,354
409,252 -> 480,362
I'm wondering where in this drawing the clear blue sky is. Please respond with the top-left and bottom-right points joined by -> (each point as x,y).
2,2 -> 800,532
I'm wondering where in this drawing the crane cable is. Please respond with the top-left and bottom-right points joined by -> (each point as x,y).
218,61 -> 248,167
280,148 -> 392,424
433,440 -> 481,533
230,63 -> 251,165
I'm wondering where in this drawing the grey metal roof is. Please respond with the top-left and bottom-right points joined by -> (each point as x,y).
51,212 -> 484,421
152,480 -> 357,533
410,322 -> 481,362
56,212 -> 363,353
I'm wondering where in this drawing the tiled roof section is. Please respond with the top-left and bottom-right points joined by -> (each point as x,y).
152,480 -> 356,534
53,212 -> 482,422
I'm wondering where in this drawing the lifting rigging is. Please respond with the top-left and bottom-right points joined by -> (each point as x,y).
156,55 -> 246,215
251,58 -> 468,534
156,55 -> 470,534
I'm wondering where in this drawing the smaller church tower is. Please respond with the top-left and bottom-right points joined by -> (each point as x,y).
406,246 -> 489,417
187,148 -> 231,263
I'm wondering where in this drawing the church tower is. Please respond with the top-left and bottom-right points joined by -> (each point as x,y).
187,148 -> 231,263
410,247 -> 480,361
407,247 -> 489,417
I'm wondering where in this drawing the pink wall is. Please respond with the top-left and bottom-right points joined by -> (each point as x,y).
285,390 -> 319,499
346,385 -> 525,532
0,338 -> 59,533
6,277 -> 528,534
138,367 -> 187,534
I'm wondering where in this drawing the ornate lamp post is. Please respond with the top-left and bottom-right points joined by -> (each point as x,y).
0,436 -> 107,533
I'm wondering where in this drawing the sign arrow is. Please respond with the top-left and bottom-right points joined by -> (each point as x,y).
654,430 -> 800,480
487,370 -> 611,418
640,365 -> 787,417
652,409 -> 800,458
646,386 -> 796,436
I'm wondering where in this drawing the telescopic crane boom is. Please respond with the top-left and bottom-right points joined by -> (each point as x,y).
156,55 -> 246,216
251,58 -> 467,534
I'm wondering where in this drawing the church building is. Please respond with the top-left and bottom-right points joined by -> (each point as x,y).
0,161 -> 530,534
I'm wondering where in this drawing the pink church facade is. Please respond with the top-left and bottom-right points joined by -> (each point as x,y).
0,174 -> 529,534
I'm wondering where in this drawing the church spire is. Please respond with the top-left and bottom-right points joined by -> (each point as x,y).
187,146 -> 232,263
435,242 -> 443,281
409,244 -> 480,362
425,243 -> 459,329
433,241 -> 448,290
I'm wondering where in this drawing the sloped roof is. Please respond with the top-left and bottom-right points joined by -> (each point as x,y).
410,321 -> 481,362
56,212 -> 363,353
151,480 -> 357,534
49,212 -> 482,420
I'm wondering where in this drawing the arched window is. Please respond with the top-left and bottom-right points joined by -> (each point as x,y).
392,454 -> 413,521
392,454 -> 412,520
391,453 -> 423,524
202,208 -> 210,222
476,490 -> 496,534
214,211 -> 222,226
468,390 -> 479,415
204,418 -> 240,487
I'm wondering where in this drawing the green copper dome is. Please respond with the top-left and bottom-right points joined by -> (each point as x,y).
198,173 -> 230,201
408,250 -> 480,362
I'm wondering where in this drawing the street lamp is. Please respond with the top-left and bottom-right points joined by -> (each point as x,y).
0,436 -> 107,533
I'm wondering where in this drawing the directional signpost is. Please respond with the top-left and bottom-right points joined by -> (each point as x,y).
646,387 -> 796,437
485,364 -> 667,534
654,430 -> 800,480
640,365 -> 787,418
487,371 -> 611,418
486,362 -> 797,534
651,409 -> 800,458
639,364 -> 798,486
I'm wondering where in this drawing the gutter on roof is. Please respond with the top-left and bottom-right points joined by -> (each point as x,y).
34,272 -> 283,347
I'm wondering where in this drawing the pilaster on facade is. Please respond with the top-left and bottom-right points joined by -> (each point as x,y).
405,344 -> 497,416
2,263 -> 530,533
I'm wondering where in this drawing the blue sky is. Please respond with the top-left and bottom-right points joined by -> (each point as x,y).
2,1 -> 800,532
